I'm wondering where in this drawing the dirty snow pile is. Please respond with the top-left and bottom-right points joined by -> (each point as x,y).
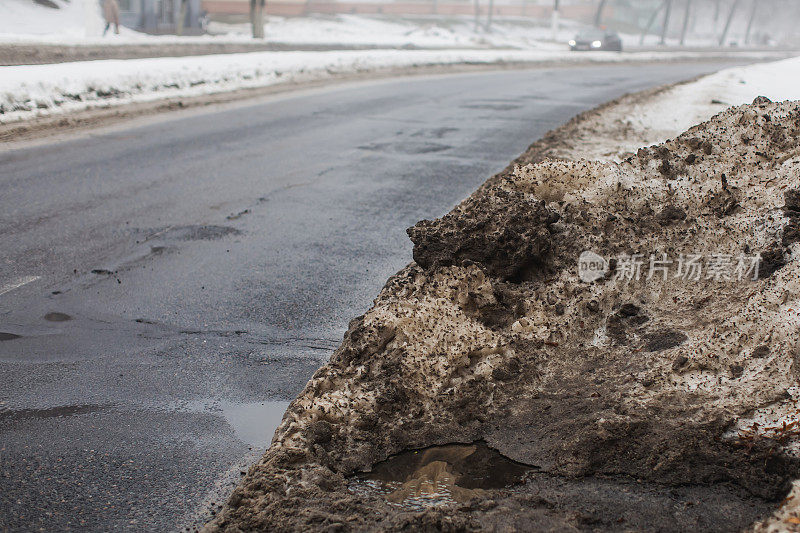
204,61 -> 800,531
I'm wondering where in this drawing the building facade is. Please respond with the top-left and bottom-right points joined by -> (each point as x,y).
118,0 -> 204,33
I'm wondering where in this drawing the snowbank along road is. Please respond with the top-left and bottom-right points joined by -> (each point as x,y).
0,61 -> 752,530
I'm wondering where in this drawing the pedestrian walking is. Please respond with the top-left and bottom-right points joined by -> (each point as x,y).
103,0 -> 121,36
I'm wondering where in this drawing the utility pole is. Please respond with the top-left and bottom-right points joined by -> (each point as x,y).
474,0 -> 480,32
679,0 -> 692,45
719,0 -> 741,46
251,0 -> 265,39
594,0 -> 607,27
250,0 -> 255,36
551,0 -> 560,41
176,0 -> 188,35
255,0 -> 265,39
486,0 -> 494,31
659,0 -> 673,45
744,0 -> 757,45
640,0 -> 666,45
713,0 -> 721,32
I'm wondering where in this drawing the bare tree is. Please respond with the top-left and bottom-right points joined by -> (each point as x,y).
551,0 -> 560,40
251,0 -> 265,39
679,0 -> 692,45
594,0 -> 608,27
744,0 -> 757,45
641,0 -> 666,45
719,0 -> 741,45
660,0 -> 673,45
250,0 -> 255,32
176,0 -> 188,35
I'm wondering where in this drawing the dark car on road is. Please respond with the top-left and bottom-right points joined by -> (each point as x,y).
569,29 -> 623,51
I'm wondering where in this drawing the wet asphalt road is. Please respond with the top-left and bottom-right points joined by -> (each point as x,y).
0,61 -> 748,531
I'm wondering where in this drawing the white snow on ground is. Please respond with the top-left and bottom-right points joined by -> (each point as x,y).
640,56 -> 800,126
207,15 -> 582,50
619,30 -> 752,49
0,48 -> 787,124
0,1 -> 582,49
543,54 -> 800,164
0,0 -> 105,41
0,0 -> 577,47
612,56 -> 800,153
0,0 -> 777,51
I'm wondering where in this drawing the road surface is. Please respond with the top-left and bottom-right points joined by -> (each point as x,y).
0,61 -> 748,531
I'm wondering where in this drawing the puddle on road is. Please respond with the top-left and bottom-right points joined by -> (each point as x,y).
460,103 -> 523,111
161,225 -> 241,242
350,442 -> 534,510
44,312 -> 72,322
219,400 -> 289,448
0,403 -> 111,422
358,141 -> 451,155
0,332 -> 21,341
175,399 -> 290,449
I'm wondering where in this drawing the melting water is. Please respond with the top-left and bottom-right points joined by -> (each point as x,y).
172,399 -> 290,449
350,442 -> 533,510
0,403 -> 111,422
217,400 -> 289,448
43,312 -> 72,322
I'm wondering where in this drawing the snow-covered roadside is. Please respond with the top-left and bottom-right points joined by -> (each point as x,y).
630,57 -> 800,132
0,0 -> 104,42
203,52 -> 800,531
206,14 -> 583,51
528,54 -> 800,164
0,0 -> 758,50
0,0 -> 583,48
0,48 -> 789,125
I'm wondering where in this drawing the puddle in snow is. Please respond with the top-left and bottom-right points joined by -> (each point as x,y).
350,442 -> 534,510
174,399 -> 290,448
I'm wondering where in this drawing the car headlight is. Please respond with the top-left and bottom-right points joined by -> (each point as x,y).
591,40 -> 602,48
568,40 -> 576,46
